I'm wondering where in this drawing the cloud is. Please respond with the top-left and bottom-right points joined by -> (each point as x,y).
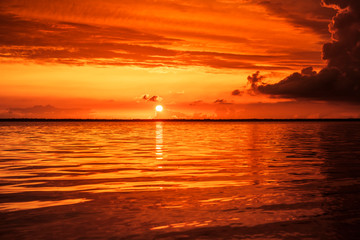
244,71 -> 266,96
0,10 -> 301,70
247,71 -> 265,89
248,0 -> 360,103
214,99 -> 232,104
0,0 -> 326,70
142,94 -> 150,101
252,0 -> 336,37
141,94 -> 162,102
189,100 -> 203,106
1,105 -> 90,118
231,89 -> 243,96
148,96 -> 162,102
0,10 -> 181,67
0,10 -> 287,70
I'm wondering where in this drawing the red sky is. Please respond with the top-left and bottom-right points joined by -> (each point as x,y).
1,0 -> 359,119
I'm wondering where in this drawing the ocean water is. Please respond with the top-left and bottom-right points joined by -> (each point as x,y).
1,121 -> 360,239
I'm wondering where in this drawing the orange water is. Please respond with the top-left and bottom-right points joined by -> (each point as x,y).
1,121 -> 360,239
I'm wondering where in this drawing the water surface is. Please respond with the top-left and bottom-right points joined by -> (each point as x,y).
1,121 -> 360,239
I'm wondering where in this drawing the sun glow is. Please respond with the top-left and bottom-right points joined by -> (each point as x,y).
155,105 -> 163,112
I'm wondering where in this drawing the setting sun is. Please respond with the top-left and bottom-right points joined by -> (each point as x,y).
155,105 -> 163,112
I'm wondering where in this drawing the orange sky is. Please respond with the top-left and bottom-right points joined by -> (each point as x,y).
1,0 -> 359,119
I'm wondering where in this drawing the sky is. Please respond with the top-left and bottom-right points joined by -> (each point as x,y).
0,0 -> 359,119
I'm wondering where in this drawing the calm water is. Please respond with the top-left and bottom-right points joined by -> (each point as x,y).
1,121 -> 360,239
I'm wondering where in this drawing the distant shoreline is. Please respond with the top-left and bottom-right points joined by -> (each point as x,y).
1,118 -> 360,122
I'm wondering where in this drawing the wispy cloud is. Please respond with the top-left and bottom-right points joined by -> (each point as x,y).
0,0 -> 326,70
251,0 -> 336,37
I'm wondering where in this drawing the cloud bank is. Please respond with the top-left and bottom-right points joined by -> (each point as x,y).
1,105 -> 90,118
249,0 -> 360,103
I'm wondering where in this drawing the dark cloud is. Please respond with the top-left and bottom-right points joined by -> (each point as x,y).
249,0 -> 360,103
214,99 -> 232,104
300,66 -> 317,76
246,71 -> 266,95
231,89 -> 243,96
247,71 -> 265,89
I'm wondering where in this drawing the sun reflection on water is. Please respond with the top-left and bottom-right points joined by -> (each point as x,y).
155,122 -> 163,160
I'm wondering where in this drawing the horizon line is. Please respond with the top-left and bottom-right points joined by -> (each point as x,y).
1,118 -> 360,122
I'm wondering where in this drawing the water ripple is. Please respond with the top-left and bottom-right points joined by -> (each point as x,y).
1,121 -> 360,239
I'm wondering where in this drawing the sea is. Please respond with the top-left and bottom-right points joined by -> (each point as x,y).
1,120 -> 360,239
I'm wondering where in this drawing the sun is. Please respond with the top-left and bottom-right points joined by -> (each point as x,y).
155,105 -> 163,112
